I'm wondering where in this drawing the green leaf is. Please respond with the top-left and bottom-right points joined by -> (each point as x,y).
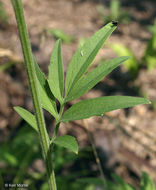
144,20 -> 156,71
65,56 -> 129,102
65,22 -> 117,97
111,43 -> 139,76
140,171 -> 156,190
112,174 -> 135,190
146,55 -> 156,71
53,135 -> 78,154
48,29 -> 75,44
62,96 -> 150,122
14,106 -> 38,132
34,57 -> 58,119
110,0 -> 120,20
2,151 -> 18,166
48,39 -> 64,103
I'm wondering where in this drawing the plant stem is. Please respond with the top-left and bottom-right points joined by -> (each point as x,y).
11,0 -> 56,189
83,120 -> 106,187
51,103 -> 65,143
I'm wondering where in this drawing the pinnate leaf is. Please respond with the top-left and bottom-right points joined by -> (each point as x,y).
53,135 -> 78,154
62,96 -> 150,122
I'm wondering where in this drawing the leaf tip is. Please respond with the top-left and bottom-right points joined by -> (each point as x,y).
13,106 -> 20,112
57,38 -> 62,44
125,55 -> 131,60
111,20 -> 118,26
143,98 -> 151,104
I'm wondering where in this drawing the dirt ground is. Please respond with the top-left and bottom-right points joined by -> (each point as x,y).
0,0 -> 156,187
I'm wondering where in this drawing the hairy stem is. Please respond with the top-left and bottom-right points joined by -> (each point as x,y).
11,0 -> 57,189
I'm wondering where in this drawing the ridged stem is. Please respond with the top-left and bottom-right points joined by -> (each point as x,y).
11,0 -> 57,189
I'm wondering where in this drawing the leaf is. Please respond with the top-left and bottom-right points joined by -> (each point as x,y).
34,57 -> 58,119
65,56 -> 129,102
14,106 -> 38,132
144,20 -> 156,71
62,96 -> 150,122
146,55 -> 156,71
140,171 -> 156,190
77,178 -> 104,186
48,29 -> 75,44
111,43 -> 139,76
1,151 -> 18,166
110,0 -> 120,20
48,39 -> 64,103
112,174 -> 135,190
65,22 -> 117,97
53,135 -> 78,154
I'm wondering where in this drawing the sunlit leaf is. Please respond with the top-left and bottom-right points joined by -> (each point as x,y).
65,56 -> 129,102
144,20 -> 156,71
65,22 -> 117,97
62,96 -> 150,122
111,43 -> 138,76
48,29 -> 75,44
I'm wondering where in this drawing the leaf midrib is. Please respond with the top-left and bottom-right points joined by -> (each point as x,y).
66,29 -> 112,98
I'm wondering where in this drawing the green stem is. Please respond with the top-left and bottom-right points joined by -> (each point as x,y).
51,122 -> 60,143
11,0 -> 56,189
51,103 -> 64,143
